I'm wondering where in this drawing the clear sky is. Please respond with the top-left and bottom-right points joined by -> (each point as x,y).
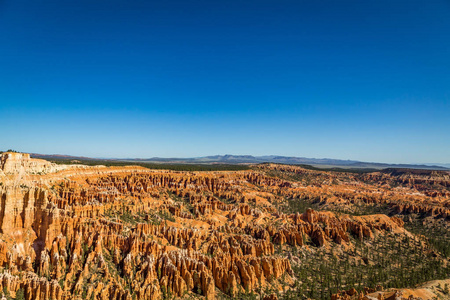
1,0 -> 449,163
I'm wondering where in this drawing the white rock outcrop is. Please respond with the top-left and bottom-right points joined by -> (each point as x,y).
0,152 -> 66,175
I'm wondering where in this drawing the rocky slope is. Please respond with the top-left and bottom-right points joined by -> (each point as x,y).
0,153 -> 448,300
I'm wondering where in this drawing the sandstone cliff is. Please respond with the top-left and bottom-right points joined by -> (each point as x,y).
0,155 -> 447,299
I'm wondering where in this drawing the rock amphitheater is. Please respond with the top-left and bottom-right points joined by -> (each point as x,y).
0,152 -> 448,300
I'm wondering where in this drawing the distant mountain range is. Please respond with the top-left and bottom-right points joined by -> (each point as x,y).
30,153 -> 450,171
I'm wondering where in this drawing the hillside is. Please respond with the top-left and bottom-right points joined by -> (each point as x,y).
0,153 -> 448,300
30,153 -> 450,171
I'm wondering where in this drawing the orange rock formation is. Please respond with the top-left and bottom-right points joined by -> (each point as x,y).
0,154 -> 446,299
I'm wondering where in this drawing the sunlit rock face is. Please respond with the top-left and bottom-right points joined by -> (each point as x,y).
0,154 -> 447,300
1,152 -> 60,175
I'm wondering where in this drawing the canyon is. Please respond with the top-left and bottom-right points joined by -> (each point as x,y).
0,152 -> 448,300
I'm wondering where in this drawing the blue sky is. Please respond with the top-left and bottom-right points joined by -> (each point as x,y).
1,0 -> 449,163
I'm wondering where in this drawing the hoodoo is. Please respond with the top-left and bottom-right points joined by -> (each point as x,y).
0,154 -> 447,299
